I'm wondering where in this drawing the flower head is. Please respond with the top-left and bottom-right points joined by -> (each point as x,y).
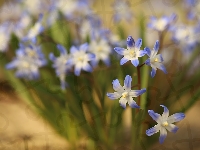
144,40 -> 167,77
146,105 -> 185,144
69,43 -> 95,76
114,36 -> 146,67
49,44 -> 72,90
107,75 -> 146,109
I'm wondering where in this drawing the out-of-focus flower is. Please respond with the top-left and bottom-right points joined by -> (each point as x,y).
171,24 -> 200,52
22,0 -> 42,16
49,45 -> 72,90
146,105 -> 185,144
113,0 -> 133,23
148,14 -> 176,32
144,40 -> 167,77
89,39 -> 111,67
0,22 -> 11,52
114,36 -> 146,67
185,0 -> 200,20
6,41 -> 46,80
107,75 -> 146,109
68,43 -> 95,76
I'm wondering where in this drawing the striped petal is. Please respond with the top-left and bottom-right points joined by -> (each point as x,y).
107,92 -> 121,100
154,40 -> 160,52
114,47 -> 125,55
129,88 -> 146,97
146,125 -> 160,136
120,57 -> 129,65
148,110 -> 161,123
160,105 -> 169,120
119,97 -> 127,109
128,98 -> 140,108
144,47 -> 151,57
151,67 -> 157,78
124,75 -> 132,90
167,113 -> 185,124
159,127 -> 167,144
166,124 -> 179,133
112,79 -> 123,91
135,38 -> 142,49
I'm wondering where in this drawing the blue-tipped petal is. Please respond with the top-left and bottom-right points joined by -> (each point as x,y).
87,53 -> 95,60
145,58 -> 151,66
160,105 -> 169,119
70,46 -> 78,54
159,127 -> 167,144
49,53 -> 56,61
144,47 -> 151,57
135,38 -> 142,48
154,40 -> 160,52
119,98 -> 127,109
74,65 -> 81,76
146,125 -> 160,136
128,99 -> 140,109
82,63 -> 93,72
129,88 -> 146,97
114,47 -> 125,55
127,36 -> 135,48
131,59 -> 139,67
158,64 -> 167,74
167,113 -> 185,124
107,92 -> 121,100
148,110 -> 161,123
138,50 -> 146,57
166,124 -> 178,133
120,57 -> 129,65
112,79 -> 122,91
80,43 -> 88,52
151,67 -> 157,78
57,44 -> 66,54
124,75 -> 132,90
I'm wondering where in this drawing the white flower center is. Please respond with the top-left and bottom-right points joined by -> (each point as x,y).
22,61 -> 30,68
155,19 -> 167,31
162,121 -> 168,127
121,92 -> 128,98
154,58 -> 158,62
129,51 -> 136,58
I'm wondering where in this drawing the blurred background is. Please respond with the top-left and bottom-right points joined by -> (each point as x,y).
0,0 -> 200,149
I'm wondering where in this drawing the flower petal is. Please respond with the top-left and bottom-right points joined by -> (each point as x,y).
144,47 -> 151,57
49,53 -> 56,61
57,44 -> 66,55
80,43 -> 88,52
87,53 -> 95,60
107,92 -> 121,100
154,40 -> 160,52
146,125 -> 160,136
131,59 -> 139,67
128,98 -> 140,108
138,50 -> 146,57
157,63 -> 167,74
120,57 -> 129,65
167,113 -> 185,124
135,38 -> 142,49
82,63 -> 93,72
159,127 -> 167,144
119,97 -> 127,109
112,79 -> 123,91
126,36 -> 135,48
151,67 -> 157,78
124,75 -> 132,90
160,105 -> 169,120
70,46 -> 78,54
166,124 -> 179,133
114,47 -> 125,55
145,58 -> 151,66
148,110 -> 162,123
129,88 -> 146,97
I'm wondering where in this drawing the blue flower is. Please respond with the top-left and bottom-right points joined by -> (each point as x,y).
148,14 -> 176,32
49,44 -> 72,90
107,75 -> 146,109
112,0 -> 133,23
114,36 -> 146,67
144,40 -> 167,77
68,43 -> 95,76
6,41 -> 46,80
146,105 -> 185,144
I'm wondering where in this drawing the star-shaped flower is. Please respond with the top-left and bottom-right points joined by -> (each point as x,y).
114,36 -> 146,67
146,105 -> 185,144
107,75 -> 146,109
144,40 -> 167,77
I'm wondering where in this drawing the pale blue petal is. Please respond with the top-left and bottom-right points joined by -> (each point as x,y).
144,47 -> 151,57
112,79 -> 122,91
166,124 -> 179,133
160,105 -> 169,120
87,53 -> 95,60
49,53 -> 56,61
138,50 -> 146,57
151,68 -> 157,78
154,40 -> 160,52
119,98 -> 127,109
103,58 -> 110,66
57,44 -> 66,55
148,110 -> 161,123
158,64 -> 167,74
107,92 -> 121,100
82,63 -> 93,72
129,88 -> 146,97
114,47 -> 125,55
124,75 -> 132,90
146,125 -> 160,136
128,99 -> 140,108
131,59 -> 139,67
70,46 -> 78,54
135,38 -> 142,49
80,43 -> 88,52
120,57 -> 129,65
74,65 -> 81,76
159,127 -> 167,144
145,58 -> 151,66
167,113 -> 185,124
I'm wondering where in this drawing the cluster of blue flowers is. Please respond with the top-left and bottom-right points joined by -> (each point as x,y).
107,36 -> 185,144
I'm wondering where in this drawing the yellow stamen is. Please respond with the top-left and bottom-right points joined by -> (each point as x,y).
154,58 -> 158,62
129,51 -> 136,57
122,92 -> 128,98
162,121 -> 168,127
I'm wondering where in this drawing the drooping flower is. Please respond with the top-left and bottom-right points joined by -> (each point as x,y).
107,75 -> 146,109
68,43 -> 95,76
49,44 -> 72,90
144,40 -> 167,77
114,36 -> 146,67
88,39 -> 111,67
6,41 -> 46,80
112,0 -> 133,23
148,14 -> 176,32
146,105 -> 185,144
